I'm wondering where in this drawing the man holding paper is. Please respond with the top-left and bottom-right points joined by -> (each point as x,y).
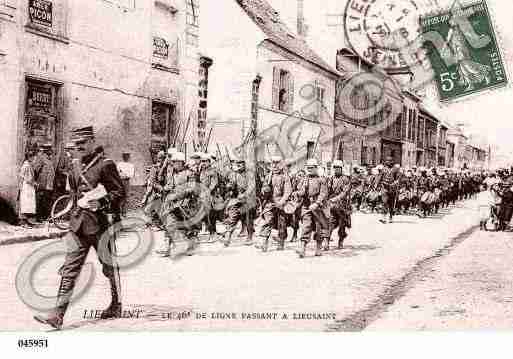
33,126 -> 126,330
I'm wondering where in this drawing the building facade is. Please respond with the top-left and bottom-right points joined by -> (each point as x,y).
335,49 -> 405,167
0,0 -> 203,204
204,0 -> 339,166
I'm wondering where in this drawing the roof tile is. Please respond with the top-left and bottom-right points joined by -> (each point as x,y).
236,0 -> 340,77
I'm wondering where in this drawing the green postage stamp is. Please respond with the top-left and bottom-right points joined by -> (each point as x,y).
421,0 -> 507,102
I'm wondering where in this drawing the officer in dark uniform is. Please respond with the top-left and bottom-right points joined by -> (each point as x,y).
417,168 -> 431,217
257,156 -> 292,252
294,159 -> 328,258
34,126 -> 126,330
325,160 -> 352,250
376,158 -> 401,224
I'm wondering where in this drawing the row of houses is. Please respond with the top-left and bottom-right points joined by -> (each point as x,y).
0,0 -> 489,206
209,0 -> 489,171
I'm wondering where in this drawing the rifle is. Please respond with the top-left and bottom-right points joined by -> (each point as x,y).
172,120 -> 183,147
224,145 -> 231,163
205,127 -> 213,152
260,169 -> 273,211
181,111 -> 192,148
216,144 -> 223,164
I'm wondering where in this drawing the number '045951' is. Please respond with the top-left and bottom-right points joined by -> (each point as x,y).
17,339 -> 48,348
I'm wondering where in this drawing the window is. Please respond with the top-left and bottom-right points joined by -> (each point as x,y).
186,32 -> 198,46
151,101 -> 176,152
278,70 -> 288,111
186,0 -> 199,26
412,111 -> 417,142
337,140 -> 344,160
306,141 -> 315,159
361,146 -> 367,165
272,67 -> 294,112
316,85 -> 325,105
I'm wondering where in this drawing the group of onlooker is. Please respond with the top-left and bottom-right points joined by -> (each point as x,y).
18,145 -> 55,227
17,144 -> 135,228
479,169 -> 513,231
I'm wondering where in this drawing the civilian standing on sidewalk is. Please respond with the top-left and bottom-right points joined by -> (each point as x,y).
117,152 -> 135,217
36,146 -> 56,222
18,151 -> 37,228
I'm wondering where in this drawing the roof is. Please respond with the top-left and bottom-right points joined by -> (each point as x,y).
418,104 -> 440,122
236,0 -> 340,77
447,125 -> 466,138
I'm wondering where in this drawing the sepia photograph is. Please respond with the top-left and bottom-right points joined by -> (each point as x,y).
1,0 -> 513,355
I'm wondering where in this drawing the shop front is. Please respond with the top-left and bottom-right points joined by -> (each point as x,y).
150,100 -> 177,162
23,78 -> 62,154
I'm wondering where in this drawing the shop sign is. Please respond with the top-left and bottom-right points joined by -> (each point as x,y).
27,86 -> 52,111
153,37 -> 169,59
28,0 -> 53,27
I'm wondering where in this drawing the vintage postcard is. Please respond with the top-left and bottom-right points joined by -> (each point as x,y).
2,0 -> 513,355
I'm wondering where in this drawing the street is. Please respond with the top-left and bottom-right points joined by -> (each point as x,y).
1,193 -> 511,331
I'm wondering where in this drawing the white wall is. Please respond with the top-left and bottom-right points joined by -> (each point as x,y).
0,0 -> 197,203
199,0 -> 265,149
256,43 -> 337,165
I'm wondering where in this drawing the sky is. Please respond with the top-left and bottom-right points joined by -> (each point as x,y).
200,0 -> 513,164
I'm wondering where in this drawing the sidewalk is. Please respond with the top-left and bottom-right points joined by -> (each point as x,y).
0,222 -> 68,246
0,208 -> 149,246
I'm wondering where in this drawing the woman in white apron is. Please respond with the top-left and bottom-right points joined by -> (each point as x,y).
18,151 -> 37,227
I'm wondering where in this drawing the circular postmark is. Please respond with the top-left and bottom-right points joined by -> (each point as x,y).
344,0 -> 439,70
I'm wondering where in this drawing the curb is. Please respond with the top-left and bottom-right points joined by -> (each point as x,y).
0,229 -> 68,246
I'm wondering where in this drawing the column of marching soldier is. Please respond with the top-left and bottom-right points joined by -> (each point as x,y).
140,147 -> 489,259
30,127 -> 493,330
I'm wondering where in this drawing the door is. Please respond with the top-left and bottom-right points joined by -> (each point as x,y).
24,80 -> 59,153
151,101 -> 176,162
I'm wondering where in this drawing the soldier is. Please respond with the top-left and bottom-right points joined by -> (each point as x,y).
285,160 -> 302,242
200,153 -> 222,242
34,126 -> 126,329
376,159 -> 402,224
325,160 -> 352,250
397,169 -> 413,214
417,168 -> 431,217
351,166 -> 365,211
223,157 -> 256,247
141,150 -> 166,228
294,159 -> 329,258
257,156 -> 292,252
160,152 -> 203,257
155,148 -> 178,255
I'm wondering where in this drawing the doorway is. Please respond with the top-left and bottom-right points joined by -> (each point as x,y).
151,101 -> 176,162
24,80 -> 60,154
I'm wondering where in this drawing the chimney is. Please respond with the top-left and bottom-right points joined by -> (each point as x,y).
297,0 -> 306,38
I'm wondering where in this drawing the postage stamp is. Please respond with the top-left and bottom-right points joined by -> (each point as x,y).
420,0 -> 508,101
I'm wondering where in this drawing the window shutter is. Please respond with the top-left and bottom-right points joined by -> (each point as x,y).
272,67 -> 280,110
287,73 -> 294,112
